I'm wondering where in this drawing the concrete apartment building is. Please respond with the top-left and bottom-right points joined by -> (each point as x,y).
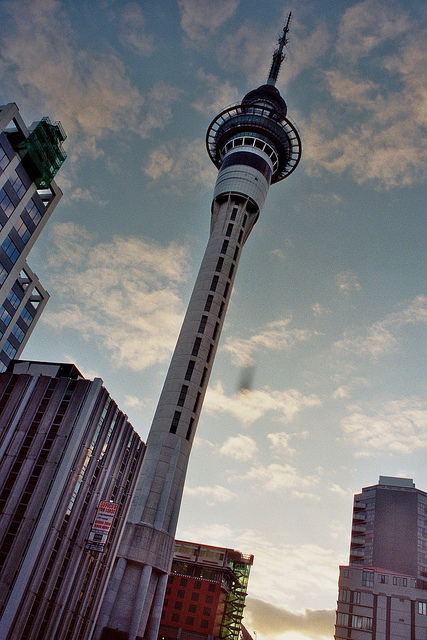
0,360 -> 145,640
335,476 -> 427,638
0,103 -> 66,370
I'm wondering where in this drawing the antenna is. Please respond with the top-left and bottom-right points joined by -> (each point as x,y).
267,12 -> 292,86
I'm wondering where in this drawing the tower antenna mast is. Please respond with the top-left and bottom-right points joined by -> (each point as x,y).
267,12 -> 292,86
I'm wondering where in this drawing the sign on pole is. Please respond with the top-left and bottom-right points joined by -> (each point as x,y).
86,501 -> 118,552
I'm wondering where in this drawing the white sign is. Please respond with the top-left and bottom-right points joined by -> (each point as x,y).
86,501 -> 118,552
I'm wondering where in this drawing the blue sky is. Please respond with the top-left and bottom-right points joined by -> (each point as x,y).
1,0 -> 426,638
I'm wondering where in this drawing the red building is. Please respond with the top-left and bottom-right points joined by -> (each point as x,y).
159,540 -> 253,640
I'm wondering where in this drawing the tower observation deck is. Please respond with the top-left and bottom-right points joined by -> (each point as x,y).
95,14 -> 301,640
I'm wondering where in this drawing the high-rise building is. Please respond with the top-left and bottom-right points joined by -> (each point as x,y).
0,103 -> 66,370
335,476 -> 427,639
159,539 -> 253,640
95,15 -> 301,640
0,360 -> 145,640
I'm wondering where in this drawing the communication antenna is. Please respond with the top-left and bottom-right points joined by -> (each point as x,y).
267,12 -> 292,86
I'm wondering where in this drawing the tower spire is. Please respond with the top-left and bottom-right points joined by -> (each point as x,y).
267,12 -> 292,86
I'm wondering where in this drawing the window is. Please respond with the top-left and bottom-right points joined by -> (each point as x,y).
208,584 -> 216,592
170,411 -> 181,434
210,275 -> 219,292
218,301 -> 225,318
11,324 -> 25,342
10,174 -> 26,199
177,589 -> 185,599
228,263 -> 235,279
172,613 -> 180,622
204,295 -> 213,312
224,282 -> 230,298
185,418 -> 194,441
174,601 -> 183,610
200,367 -> 207,387
180,578 -> 188,586
193,392 -> 201,413
0,262 -> 7,284
225,223 -> 233,237
203,607 -> 211,616
0,307 -> 12,326
233,246 -> 239,261
339,590 -> 361,604
200,620 -> 209,629
393,576 -> 407,586
215,257 -> 224,272
380,574 -> 388,584
177,385 -> 188,407
192,337 -> 202,356
15,219 -> 31,244
189,604 -> 196,613
336,612 -> 349,627
362,571 -> 374,587
220,240 -> 229,254
351,615 -> 372,630
194,581 -> 201,589
3,340 -> 17,359
2,237 -> 20,264
418,602 -> 427,615
185,360 -> 195,381
191,593 -> 199,601
238,229 -> 243,244
242,214 -> 247,227
230,207 -> 238,220
185,616 -> 194,625
6,290 -> 21,309
0,189 -> 14,217
0,146 -> 9,170
198,315 -> 208,333
212,322 -> 219,341
205,595 -> 214,604
206,344 -> 213,363
19,308 -> 34,327
26,201 -> 42,225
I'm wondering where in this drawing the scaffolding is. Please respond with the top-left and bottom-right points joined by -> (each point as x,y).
219,557 -> 252,640
13,117 -> 66,188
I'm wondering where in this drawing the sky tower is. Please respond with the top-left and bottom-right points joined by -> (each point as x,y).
95,15 -> 301,640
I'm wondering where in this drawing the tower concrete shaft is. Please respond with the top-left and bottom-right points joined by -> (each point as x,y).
94,16 -> 301,640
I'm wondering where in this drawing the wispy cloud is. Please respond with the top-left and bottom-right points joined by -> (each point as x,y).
0,0 -> 179,159
204,381 -> 321,426
342,396 -> 427,457
335,270 -> 361,295
223,318 -> 316,367
42,222 -> 190,371
184,484 -> 236,506
302,2 -> 427,187
178,0 -> 240,42
239,463 -> 320,496
192,69 -> 239,114
144,138 -> 216,189
267,430 -> 308,457
219,434 -> 258,461
335,295 -> 426,358
119,2 -> 154,56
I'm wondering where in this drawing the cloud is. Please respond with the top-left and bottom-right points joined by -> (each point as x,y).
335,271 -> 361,295
42,222 -> 190,371
223,318 -> 315,367
341,396 -> 427,457
178,0 -> 240,41
0,0 -> 179,159
240,463 -> 320,495
244,597 -> 334,639
192,69 -> 239,115
124,395 -> 145,409
335,295 -> 426,358
302,5 -> 427,187
119,2 -> 154,56
331,377 -> 369,400
311,302 -> 332,317
184,484 -> 236,506
144,138 -> 216,189
336,0 -> 410,61
267,431 -> 308,457
204,381 -> 321,426
219,434 -> 258,461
